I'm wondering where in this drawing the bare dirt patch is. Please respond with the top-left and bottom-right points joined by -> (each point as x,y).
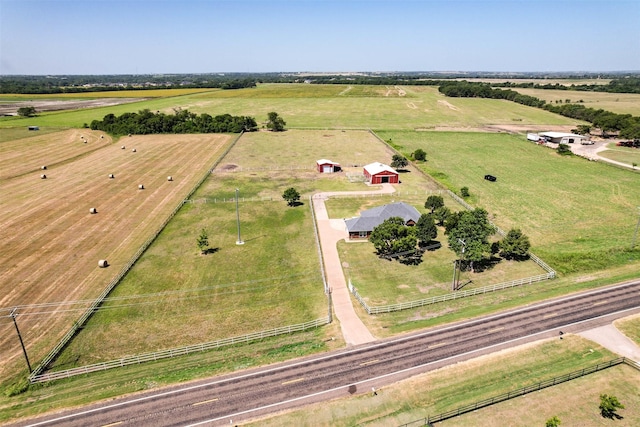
0,98 -> 147,116
220,163 -> 238,171
437,99 -> 460,111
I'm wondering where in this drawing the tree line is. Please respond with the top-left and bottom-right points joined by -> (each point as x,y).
89,109 -> 258,135
438,81 -> 640,139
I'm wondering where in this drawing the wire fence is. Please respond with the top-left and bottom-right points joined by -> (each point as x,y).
28,132 -> 246,382
399,357 -> 639,426
29,317 -> 330,383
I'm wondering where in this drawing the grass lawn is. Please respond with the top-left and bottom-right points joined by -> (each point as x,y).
51,197 -> 327,368
247,335 -> 639,426
598,144 -> 640,167
615,315 -> 640,346
375,130 -> 640,275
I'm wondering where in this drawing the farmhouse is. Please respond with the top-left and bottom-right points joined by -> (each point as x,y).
316,159 -> 341,173
539,132 -> 590,144
344,202 -> 420,239
363,162 -> 399,184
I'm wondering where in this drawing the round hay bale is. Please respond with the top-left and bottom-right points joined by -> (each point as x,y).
98,259 -> 109,268
108,173 -> 115,179
121,145 -> 126,149
128,134 -> 132,137
132,148 -> 137,153
41,165 -> 47,170
167,176 -> 173,181
90,207 -> 97,214
83,140 -> 87,144
138,184 -> 144,190
40,174 -> 47,179
100,135 -> 104,139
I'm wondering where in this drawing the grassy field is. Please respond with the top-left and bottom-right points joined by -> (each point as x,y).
246,335 -> 639,426
615,315 -> 640,345
511,87 -> 640,116
0,84 -> 580,130
375,130 -> 640,275
0,88 -> 214,100
598,144 -> 640,166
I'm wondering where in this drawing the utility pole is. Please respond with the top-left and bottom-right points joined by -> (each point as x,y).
327,287 -> 333,323
632,207 -> 640,249
451,239 -> 466,291
10,308 -> 32,373
235,188 -> 244,245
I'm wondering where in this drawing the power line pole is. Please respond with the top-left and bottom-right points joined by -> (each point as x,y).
235,188 -> 244,245
10,308 -> 32,373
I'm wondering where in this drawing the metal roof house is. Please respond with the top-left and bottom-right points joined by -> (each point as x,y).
363,162 -> 399,184
344,202 -> 421,239
316,159 -> 341,173
539,132 -> 590,144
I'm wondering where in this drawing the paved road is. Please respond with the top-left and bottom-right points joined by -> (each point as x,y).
14,280 -> 640,427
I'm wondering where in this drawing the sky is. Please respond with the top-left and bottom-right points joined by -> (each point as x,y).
1,0 -> 639,75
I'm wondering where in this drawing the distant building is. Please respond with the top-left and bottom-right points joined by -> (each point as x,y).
363,162 -> 399,184
538,132 -> 589,144
316,159 -> 341,173
344,202 -> 420,239
28,126 -> 39,131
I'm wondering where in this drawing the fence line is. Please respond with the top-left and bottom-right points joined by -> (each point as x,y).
399,358 -> 637,426
29,317 -> 330,383
350,272 -> 554,315
28,132 -> 246,383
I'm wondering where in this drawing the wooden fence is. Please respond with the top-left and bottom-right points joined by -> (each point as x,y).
350,272 -> 555,315
29,317 -> 330,383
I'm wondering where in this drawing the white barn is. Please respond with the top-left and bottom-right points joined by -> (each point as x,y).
539,132 -> 590,144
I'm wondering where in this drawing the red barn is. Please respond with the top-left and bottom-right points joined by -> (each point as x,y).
363,162 -> 399,184
316,159 -> 341,173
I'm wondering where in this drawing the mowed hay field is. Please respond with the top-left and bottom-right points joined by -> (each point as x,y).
0,130 -> 232,380
512,87 -> 640,116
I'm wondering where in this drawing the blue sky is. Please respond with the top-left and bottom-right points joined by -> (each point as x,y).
1,0 -> 638,74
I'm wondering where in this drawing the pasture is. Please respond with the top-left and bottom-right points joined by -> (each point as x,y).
512,87 -> 640,116
0,84 -> 580,131
376,130 -> 640,275
0,130 -> 233,381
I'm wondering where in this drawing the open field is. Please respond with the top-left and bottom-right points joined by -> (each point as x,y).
0,131 -> 232,382
510,87 -> 640,116
246,335 -> 639,426
460,78 -> 612,86
0,84 -> 581,130
376,130 -> 640,275
615,315 -> 640,345
598,144 -> 640,166
0,128 -> 112,179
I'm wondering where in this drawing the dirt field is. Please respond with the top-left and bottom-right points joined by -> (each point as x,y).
0,99 -> 146,116
0,131 -> 232,380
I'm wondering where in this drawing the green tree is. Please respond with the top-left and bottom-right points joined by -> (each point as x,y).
17,106 -> 37,117
446,208 -> 494,272
425,195 -> 444,213
434,206 -> 451,226
369,217 -> 417,260
266,111 -> 286,131
572,124 -> 591,135
196,229 -> 210,254
499,228 -> 531,260
390,154 -> 408,170
599,394 -> 624,419
556,143 -> 572,155
413,148 -> 427,161
545,416 -> 561,427
282,187 -> 300,206
415,213 -> 437,246
460,186 -> 470,198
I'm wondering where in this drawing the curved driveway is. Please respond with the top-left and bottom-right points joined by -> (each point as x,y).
312,183 -> 396,345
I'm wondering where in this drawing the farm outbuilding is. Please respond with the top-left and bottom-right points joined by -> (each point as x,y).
539,132 -> 590,145
345,202 -> 420,239
316,159 -> 341,173
28,126 -> 39,131
363,162 -> 399,184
